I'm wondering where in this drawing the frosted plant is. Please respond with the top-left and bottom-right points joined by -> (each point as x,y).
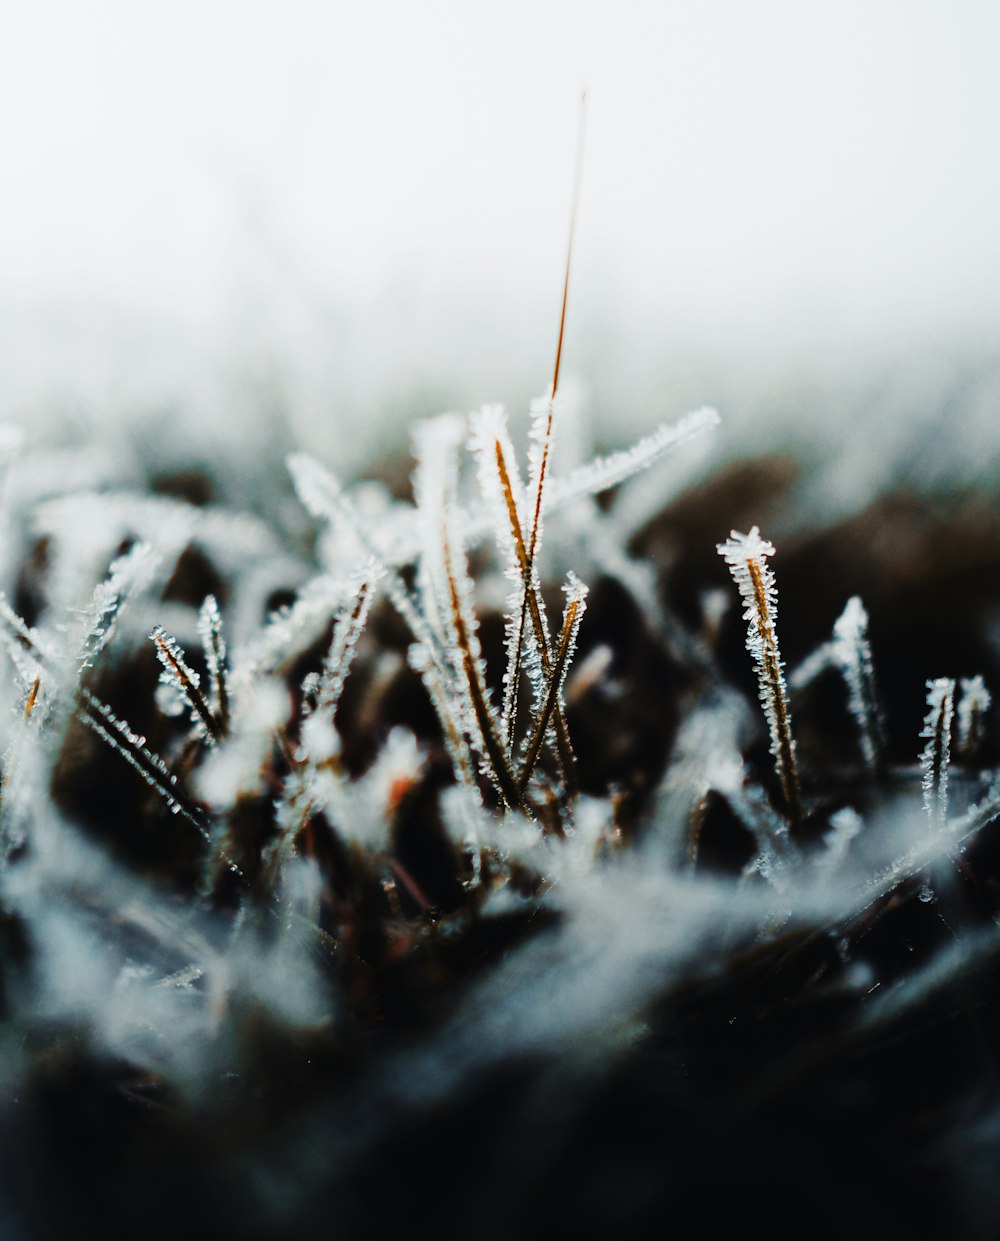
77,540 -> 159,673
830,595 -> 884,772
266,563 -> 385,876
229,573 -> 356,696
80,691 -> 210,838
150,625 -> 223,745
7,97 -> 1000,1241
516,570 -> 588,796
516,394 -> 560,728
920,677 -> 956,829
308,559 -> 382,719
544,406 -> 720,510
197,595 -> 230,737
468,402 -> 578,795
412,412 -> 522,810
468,403 -> 545,758
957,674 -> 991,758
716,527 -> 802,827
2,371 -> 1000,1241
286,379 -> 719,827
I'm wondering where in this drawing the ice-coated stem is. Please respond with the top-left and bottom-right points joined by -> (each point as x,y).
717,527 -> 803,829
920,677 -> 955,829
831,595 -> 884,773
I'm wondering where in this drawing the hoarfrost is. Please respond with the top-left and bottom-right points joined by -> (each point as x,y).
957,674 -> 991,758
920,677 -> 956,828
717,527 -> 801,825
546,406 -> 720,508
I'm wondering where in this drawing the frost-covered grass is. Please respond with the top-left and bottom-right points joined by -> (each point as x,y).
1,364 -> 1000,1238
2,198 -> 1000,1239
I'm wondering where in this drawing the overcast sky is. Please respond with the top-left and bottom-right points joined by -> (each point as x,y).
2,2 -> 998,454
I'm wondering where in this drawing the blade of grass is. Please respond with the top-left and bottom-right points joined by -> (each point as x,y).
508,92 -> 587,775
440,514 -> 524,811
492,434 -> 578,791
151,627 -> 224,745
198,596 -> 230,738
517,574 -> 587,795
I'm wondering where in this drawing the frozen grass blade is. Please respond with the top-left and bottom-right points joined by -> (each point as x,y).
0,596 -> 50,690
545,407 -> 720,509
263,562 -> 386,878
830,595 -> 884,772
469,405 -> 578,791
468,405 -> 532,751
287,449 -> 483,800
287,452 -> 439,666
920,677 -> 955,829
414,415 -> 521,809
512,395 -> 557,767
78,689 -> 214,842
517,572 -> 587,796
956,674 -> 991,759
441,493 -> 523,811
717,527 -> 802,829
0,591 -> 222,855
408,640 -> 482,803
311,559 -> 383,718
197,595 -> 230,738
504,93 -> 586,786
550,89 -> 586,405
78,541 -> 158,672
151,626 -> 223,745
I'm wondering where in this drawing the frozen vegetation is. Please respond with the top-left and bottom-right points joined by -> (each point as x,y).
2,337 -> 1000,1238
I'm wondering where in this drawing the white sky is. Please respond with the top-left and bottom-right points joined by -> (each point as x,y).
2,1 -> 998,454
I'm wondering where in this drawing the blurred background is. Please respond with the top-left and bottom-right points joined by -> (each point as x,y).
2,0 -> 998,500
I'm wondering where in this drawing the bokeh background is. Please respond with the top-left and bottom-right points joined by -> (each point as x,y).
3,0 -> 999,495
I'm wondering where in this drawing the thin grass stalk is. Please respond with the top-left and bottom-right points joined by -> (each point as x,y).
198,596 -> 230,737
151,628 -> 223,744
717,528 -> 802,830
506,91 -> 586,778
440,520 -> 523,810
493,436 -> 578,790
746,558 -> 802,825
517,580 -> 586,795
921,677 -> 955,829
